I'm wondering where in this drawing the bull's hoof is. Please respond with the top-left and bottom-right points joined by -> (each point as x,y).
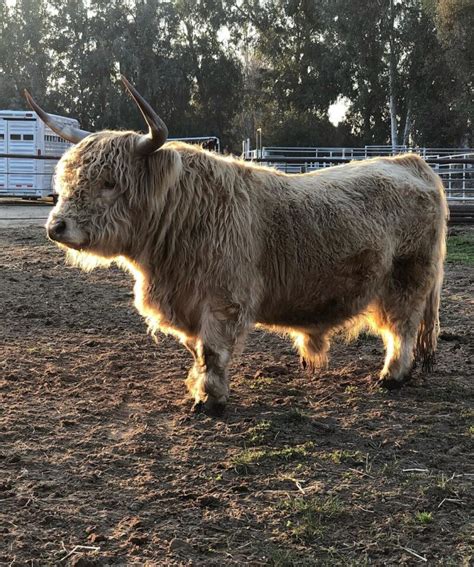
191,398 -> 226,417
379,376 -> 404,390
300,357 -> 317,374
379,374 -> 411,391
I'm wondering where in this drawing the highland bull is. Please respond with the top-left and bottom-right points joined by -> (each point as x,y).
25,77 -> 448,414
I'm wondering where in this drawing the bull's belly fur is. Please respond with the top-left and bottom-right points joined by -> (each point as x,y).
257,243 -> 389,325
257,293 -> 372,330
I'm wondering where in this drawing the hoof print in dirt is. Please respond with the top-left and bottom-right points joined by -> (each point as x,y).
87,532 -> 107,544
379,376 -> 407,390
69,557 -> 101,567
168,537 -> 194,555
197,494 -> 221,508
127,533 -> 148,546
191,399 -> 226,417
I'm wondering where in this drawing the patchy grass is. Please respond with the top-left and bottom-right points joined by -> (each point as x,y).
415,511 -> 434,524
319,449 -> 365,466
279,496 -> 346,542
266,547 -> 312,567
246,419 -> 274,446
249,375 -> 275,389
233,442 -> 315,472
447,233 -> 474,265
278,408 -> 309,424
264,545 -> 341,567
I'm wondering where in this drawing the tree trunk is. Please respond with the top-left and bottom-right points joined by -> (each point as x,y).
389,92 -> 398,151
402,104 -> 412,147
184,21 -> 205,112
388,0 -> 398,153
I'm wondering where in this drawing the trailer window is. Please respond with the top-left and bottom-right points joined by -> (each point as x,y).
45,134 -> 65,143
23,134 -> 34,140
10,134 -> 21,140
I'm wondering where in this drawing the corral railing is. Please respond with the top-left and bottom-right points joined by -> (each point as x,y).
243,146 -> 474,206
0,153 -> 61,198
244,145 -> 474,160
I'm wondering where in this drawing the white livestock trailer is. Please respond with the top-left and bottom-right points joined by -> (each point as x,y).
0,110 -> 79,200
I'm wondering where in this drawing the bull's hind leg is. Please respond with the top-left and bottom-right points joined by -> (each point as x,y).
378,322 -> 418,389
374,295 -> 426,390
370,253 -> 438,389
293,327 -> 330,372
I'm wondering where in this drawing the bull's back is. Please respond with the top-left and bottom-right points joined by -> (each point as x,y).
254,154 -> 445,327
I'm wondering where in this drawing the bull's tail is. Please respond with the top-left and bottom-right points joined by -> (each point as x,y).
415,173 -> 448,372
415,271 -> 442,372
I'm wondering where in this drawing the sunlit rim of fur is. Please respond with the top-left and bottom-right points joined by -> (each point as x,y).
65,248 -> 114,271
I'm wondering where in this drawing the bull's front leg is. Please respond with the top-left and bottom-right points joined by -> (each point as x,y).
186,343 -> 230,414
185,318 -> 247,415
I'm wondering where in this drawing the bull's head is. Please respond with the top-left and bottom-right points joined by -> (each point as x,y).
24,77 -> 178,263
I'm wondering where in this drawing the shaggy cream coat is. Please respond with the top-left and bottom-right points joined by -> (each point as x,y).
49,136 -> 448,412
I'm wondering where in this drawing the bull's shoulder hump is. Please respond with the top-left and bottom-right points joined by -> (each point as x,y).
318,154 -> 439,190
370,153 -> 439,183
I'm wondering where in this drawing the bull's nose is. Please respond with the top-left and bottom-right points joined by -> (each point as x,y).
47,219 -> 66,241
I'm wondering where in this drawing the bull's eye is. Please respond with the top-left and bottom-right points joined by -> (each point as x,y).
103,180 -> 115,189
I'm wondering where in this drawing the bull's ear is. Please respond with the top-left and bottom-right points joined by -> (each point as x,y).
24,90 -> 91,144
120,75 -> 168,156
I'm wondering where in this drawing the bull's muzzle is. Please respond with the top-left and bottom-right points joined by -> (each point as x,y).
47,219 -> 67,241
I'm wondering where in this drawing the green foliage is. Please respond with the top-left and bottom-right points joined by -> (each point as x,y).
415,511 -> 433,524
232,442 -> 314,472
279,408 -> 309,424
246,419 -> 274,445
279,495 -> 345,542
430,0 -> 474,145
320,449 -> 365,465
447,234 -> 474,265
0,0 -> 243,146
0,0 -> 50,107
249,375 -> 274,390
266,547 -> 315,567
0,0 -> 471,148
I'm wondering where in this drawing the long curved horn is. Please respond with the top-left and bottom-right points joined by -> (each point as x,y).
120,75 -> 168,155
23,89 -> 90,144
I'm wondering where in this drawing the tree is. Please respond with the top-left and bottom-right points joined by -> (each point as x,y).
173,0 -> 243,143
425,0 -> 473,145
231,0 -> 346,147
327,0 -> 472,147
0,0 -> 50,109
0,0 -> 471,149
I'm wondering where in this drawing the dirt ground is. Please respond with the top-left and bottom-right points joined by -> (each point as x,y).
0,199 -> 53,228
1,226 -> 472,566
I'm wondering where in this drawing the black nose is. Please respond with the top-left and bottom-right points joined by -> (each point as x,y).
48,219 -> 66,240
